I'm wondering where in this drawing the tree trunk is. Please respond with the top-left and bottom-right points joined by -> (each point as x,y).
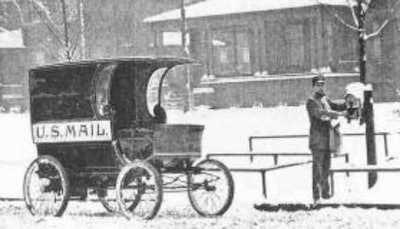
79,0 -> 86,59
61,0 -> 71,61
357,0 -> 377,188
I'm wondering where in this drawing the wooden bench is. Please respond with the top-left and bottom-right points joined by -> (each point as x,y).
330,164 -> 400,196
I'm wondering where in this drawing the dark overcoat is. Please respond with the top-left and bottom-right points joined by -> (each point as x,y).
306,94 -> 346,151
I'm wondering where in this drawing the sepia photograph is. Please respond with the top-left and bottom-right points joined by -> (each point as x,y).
1,0 -> 400,228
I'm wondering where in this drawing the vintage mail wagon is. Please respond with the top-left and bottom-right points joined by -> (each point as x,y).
24,57 -> 234,219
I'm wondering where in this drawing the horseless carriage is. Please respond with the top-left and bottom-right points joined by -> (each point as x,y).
23,57 -> 234,219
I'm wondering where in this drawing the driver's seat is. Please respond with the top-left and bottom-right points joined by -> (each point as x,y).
153,104 -> 166,124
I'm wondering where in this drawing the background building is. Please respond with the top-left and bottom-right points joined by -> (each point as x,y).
0,0 -> 399,111
0,0 -> 27,111
145,0 -> 400,108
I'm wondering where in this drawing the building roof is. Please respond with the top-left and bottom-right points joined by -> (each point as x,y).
144,0 -> 351,23
0,28 -> 25,48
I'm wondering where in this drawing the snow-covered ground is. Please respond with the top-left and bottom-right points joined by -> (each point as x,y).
2,199 -> 400,229
3,199 -> 400,229
166,102 -> 400,205
1,102 -> 400,228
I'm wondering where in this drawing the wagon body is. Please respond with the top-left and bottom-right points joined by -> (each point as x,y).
28,57 -> 199,188
25,57 -> 234,219
153,124 -> 203,158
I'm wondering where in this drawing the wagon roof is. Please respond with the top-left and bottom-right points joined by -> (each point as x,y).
29,56 -> 198,72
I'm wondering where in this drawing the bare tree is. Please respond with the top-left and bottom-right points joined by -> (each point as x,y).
319,0 -> 395,188
28,0 -> 82,61
0,0 -> 25,27
78,0 -> 85,59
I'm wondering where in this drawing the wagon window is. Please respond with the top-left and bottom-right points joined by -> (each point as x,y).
146,67 -> 168,116
94,64 -> 117,118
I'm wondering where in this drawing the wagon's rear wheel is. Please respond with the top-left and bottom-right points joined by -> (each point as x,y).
23,155 -> 70,217
116,161 -> 162,220
188,159 -> 234,217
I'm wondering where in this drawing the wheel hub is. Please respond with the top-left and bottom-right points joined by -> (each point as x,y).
203,180 -> 216,192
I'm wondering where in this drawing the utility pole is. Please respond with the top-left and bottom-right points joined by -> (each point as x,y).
60,0 -> 71,61
181,0 -> 193,111
356,0 -> 377,188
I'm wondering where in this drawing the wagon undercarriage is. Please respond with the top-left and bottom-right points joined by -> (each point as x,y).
23,155 -> 234,219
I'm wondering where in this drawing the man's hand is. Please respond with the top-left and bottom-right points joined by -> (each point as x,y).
338,110 -> 348,117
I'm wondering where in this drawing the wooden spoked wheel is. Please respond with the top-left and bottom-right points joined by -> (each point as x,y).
116,160 -> 163,220
188,159 -> 234,217
23,155 -> 70,217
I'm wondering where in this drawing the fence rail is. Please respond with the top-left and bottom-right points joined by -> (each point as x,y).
206,131 -> 397,198
249,132 -> 394,158
206,152 -> 348,198
206,152 -> 349,165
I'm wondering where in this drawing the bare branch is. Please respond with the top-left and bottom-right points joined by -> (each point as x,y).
70,41 -> 78,59
30,0 -> 58,28
365,19 -> 389,40
11,0 -> 25,24
346,0 -> 359,27
30,0 -> 64,47
314,0 -> 362,32
40,43 -> 60,61
333,11 -> 362,31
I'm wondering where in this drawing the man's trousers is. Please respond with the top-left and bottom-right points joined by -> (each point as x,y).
311,149 -> 331,200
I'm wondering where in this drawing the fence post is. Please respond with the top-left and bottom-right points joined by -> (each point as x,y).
383,133 -> 389,157
261,171 -> 267,198
249,137 -> 254,162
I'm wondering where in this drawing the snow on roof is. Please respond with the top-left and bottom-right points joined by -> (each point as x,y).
0,28 -> 25,48
144,0 -> 351,23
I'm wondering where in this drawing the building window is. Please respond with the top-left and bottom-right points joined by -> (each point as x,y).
333,21 -> 359,73
265,21 -> 307,74
211,28 -> 252,76
284,24 -> 304,70
162,31 -> 183,46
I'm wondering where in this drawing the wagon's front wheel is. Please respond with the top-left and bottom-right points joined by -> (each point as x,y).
188,159 -> 234,217
116,161 -> 162,220
23,155 -> 70,217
